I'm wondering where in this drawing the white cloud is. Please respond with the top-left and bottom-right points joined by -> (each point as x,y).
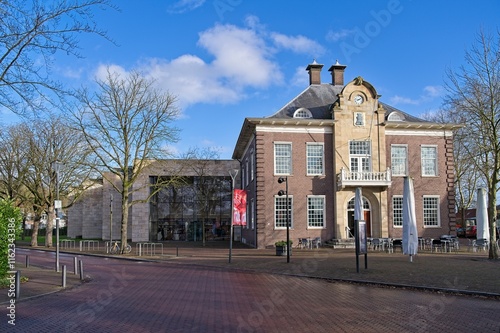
290,66 -> 309,87
270,32 -> 325,56
167,0 -> 206,14
198,24 -> 282,87
94,64 -> 129,81
91,17 -> 327,111
423,85 -> 444,98
390,95 -> 419,105
389,85 -> 445,106
326,29 -> 356,42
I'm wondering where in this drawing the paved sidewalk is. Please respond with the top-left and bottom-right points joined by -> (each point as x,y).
3,238 -> 500,304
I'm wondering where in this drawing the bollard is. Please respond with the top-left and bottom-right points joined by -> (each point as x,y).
176,246 -> 179,257
62,265 -> 67,288
15,271 -> 20,300
79,260 -> 84,281
74,257 -> 78,275
25,255 -> 29,268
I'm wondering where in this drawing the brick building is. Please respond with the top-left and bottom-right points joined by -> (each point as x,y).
233,61 -> 461,249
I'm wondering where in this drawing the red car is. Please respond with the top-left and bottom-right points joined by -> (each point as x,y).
465,225 -> 477,238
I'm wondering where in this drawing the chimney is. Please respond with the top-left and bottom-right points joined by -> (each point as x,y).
328,60 -> 347,85
306,59 -> 323,85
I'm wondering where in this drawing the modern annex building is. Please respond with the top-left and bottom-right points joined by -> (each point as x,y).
68,159 -> 240,242
233,61 -> 461,249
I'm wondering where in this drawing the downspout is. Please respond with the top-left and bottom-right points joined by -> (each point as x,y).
377,104 -> 383,238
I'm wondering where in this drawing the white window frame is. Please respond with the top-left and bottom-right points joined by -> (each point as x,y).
423,195 -> 440,227
349,140 -> 371,173
274,195 -> 293,229
421,145 -> 438,177
392,195 -> 403,227
391,145 -> 408,177
306,143 -> 324,176
274,142 -> 292,175
307,195 -> 326,229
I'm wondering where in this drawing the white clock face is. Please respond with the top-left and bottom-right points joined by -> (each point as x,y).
354,95 -> 364,105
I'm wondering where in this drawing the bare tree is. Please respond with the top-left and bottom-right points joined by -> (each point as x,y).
0,0 -> 115,116
73,68 -> 180,252
0,117 -> 95,247
444,29 -> 500,259
0,126 -> 29,201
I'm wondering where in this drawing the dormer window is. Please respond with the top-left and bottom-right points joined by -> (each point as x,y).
294,107 -> 312,119
388,112 -> 405,121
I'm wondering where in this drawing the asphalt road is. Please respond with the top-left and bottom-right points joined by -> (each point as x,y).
3,249 -> 500,333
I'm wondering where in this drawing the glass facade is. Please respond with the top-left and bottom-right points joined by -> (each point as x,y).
149,176 -> 233,242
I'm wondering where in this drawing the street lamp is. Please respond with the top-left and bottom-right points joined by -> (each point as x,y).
110,192 -> 113,243
52,161 -> 61,272
277,177 -> 290,263
228,169 -> 239,264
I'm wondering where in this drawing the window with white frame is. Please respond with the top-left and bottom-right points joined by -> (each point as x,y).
391,145 -> 407,176
307,195 -> 325,228
423,196 -> 440,227
306,143 -> 324,175
392,196 -> 403,227
421,146 -> 437,176
275,196 -> 293,229
293,108 -> 312,118
274,143 -> 292,175
349,140 -> 371,173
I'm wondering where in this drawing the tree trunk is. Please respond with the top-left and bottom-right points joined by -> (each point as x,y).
121,190 -> 129,254
45,206 -> 55,247
31,218 -> 40,247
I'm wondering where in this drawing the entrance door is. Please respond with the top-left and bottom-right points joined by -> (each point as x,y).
347,197 -> 371,238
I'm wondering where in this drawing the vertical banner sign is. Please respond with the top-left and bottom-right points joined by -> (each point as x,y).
233,189 -> 247,226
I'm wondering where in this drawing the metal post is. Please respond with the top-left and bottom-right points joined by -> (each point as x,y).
228,169 -> 239,264
62,265 -> 67,288
278,177 -> 290,263
285,178 -> 290,263
25,255 -> 29,268
110,192 -> 113,244
74,257 -> 78,275
79,260 -> 84,281
15,271 -> 20,300
53,161 -> 61,273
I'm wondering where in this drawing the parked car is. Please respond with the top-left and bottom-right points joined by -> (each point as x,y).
456,227 -> 466,237
466,225 -> 477,238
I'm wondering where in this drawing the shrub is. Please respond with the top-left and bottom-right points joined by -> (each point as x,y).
0,200 -> 22,278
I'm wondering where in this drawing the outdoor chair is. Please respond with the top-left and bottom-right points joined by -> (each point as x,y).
312,237 -> 321,248
431,239 -> 443,252
391,239 -> 403,253
473,238 -> 489,252
371,238 -> 382,251
301,238 -> 311,249
297,238 -> 304,249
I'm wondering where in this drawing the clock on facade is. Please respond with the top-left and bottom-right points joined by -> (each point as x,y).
354,94 -> 364,105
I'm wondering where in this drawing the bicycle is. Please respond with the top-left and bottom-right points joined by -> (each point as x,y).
109,240 -> 132,254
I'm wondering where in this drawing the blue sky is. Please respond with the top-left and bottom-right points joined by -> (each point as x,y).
17,0 -> 500,159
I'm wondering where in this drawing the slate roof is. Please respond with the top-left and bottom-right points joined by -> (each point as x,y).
232,82 -> 463,159
268,84 -> 343,119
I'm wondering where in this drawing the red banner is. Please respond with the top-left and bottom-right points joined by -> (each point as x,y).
233,189 -> 247,226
